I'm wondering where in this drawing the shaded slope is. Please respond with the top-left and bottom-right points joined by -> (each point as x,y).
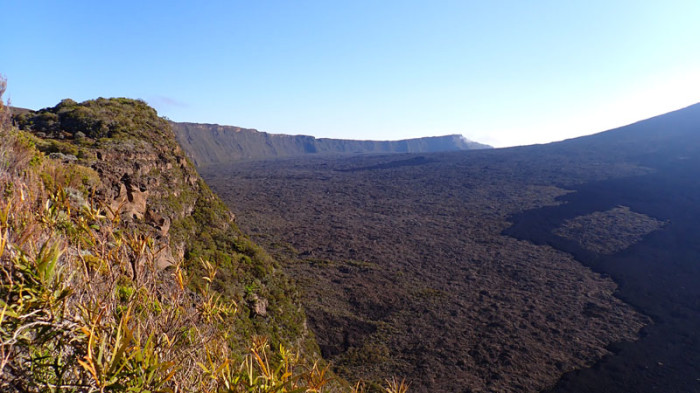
171,121 -> 490,166
502,103 -> 700,393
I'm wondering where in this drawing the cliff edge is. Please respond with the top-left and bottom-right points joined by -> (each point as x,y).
171,121 -> 491,167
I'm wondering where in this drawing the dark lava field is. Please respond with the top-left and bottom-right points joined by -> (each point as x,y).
198,105 -> 700,392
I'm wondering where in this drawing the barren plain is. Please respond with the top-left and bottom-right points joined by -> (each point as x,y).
196,104 -> 700,392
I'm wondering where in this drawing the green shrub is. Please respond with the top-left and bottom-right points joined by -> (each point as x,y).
0,95 -> 409,392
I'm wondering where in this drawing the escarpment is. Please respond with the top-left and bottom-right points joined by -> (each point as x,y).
171,121 -> 492,167
12,98 -> 317,355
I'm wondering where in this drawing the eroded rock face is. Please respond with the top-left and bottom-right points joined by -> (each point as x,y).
87,136 -> 204,271
153,243 -> 178,270
248,293 -> 268,317
146,209 -> 171,237
12,99 -> 320,366
13,99 -> 205,275
111,182 -> 148,220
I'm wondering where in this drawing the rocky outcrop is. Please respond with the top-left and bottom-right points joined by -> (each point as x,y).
171,122 -> 491,167
14,97 -> 319,362
83,132 -> 200,272
247,293 -> 268,317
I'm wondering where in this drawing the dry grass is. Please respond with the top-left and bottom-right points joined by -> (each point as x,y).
0,88 -> 406,392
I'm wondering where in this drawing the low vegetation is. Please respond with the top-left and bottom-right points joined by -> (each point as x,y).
0,80 -> 407,392
13,97 -> 176,144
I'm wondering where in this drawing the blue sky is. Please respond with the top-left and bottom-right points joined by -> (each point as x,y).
3,1 -> 700,147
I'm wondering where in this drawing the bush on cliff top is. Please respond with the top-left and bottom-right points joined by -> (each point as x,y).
14,97 -> 174,144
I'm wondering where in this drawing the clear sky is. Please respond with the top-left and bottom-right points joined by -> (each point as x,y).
2,1 -> 700,147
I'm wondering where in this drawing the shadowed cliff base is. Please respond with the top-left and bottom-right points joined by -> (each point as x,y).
505,155 -> 700,393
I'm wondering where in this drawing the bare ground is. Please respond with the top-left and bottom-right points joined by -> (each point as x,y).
200,149 -> 651,393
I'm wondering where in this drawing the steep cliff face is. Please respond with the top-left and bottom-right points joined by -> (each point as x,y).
171,121 -> 491,167
12,98 -> 317,355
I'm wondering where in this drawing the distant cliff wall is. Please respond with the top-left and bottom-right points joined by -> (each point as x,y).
171,122 -> 491,166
